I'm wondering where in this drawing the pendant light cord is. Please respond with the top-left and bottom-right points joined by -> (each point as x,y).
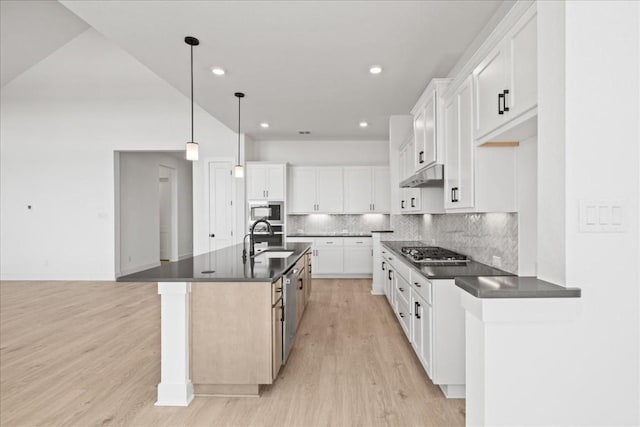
237,96 -> 241,162
190,44 -> 194,143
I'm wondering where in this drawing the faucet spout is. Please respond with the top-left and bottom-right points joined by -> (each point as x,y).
249,217 -> 274,257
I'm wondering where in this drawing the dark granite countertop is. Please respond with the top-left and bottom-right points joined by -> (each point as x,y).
117,243 -> 311,283
371,230 -> 394,233
287,233 -> 372,238
381,241 -> 515,280
455,276 -> 581,298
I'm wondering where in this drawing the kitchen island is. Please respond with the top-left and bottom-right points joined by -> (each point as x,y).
118,242 -> 312,406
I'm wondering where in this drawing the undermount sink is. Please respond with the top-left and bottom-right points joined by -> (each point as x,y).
254,250 -> 294,259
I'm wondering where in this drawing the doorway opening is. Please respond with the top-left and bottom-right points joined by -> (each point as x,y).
159,165 -> 178,263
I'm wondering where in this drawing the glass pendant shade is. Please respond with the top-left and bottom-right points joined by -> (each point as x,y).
234,164 -> 244,178
186,142 -> 199,161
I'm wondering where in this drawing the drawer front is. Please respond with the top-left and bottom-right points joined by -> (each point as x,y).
396,295 -> 411,337
272,278 -> 283,304
343,237 -> 372,247
315,238 -> 344,247
393,258 -> 412,283
410,270 -> 432,304
395,277 -> 410,307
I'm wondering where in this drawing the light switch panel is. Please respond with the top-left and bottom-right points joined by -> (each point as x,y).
580,200 -> 625,233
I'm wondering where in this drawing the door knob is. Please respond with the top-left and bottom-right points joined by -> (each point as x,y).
210,234 -> 215,238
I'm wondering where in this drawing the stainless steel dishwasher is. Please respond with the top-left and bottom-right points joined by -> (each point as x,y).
282,266 -> 299,363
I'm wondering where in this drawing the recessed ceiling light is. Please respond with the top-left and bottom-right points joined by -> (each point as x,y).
211,67 -> 225,76
359,121 -> 369,128
260,122 -> 270,128
369,65 -> 382,75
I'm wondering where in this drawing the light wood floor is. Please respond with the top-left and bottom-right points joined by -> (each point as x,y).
1,279 -> 465,427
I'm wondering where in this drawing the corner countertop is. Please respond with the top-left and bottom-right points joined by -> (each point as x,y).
381,241 -> 514,280
287,233 -> 372,238
455,276 -> 582,298
117,243 -> 311,283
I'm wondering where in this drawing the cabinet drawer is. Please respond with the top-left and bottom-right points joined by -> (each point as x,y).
396,295 -> 411,337
410,270 -> 432,304
395,278 -> 410,307
272,278 -> 283,304
343,237 -> 372,247
315,238 -> 344,247
392,258 -> 412,283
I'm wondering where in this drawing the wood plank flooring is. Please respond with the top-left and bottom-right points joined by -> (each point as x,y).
1,279 -> 465,427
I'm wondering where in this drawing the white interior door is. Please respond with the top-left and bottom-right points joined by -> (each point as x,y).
159,177 -> 171,260
208,162 -> 234,252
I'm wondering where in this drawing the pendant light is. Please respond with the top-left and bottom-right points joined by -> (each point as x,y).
234,92 -> 245,178
185,36 -> 200,161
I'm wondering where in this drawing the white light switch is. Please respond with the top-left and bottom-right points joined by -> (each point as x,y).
580,200 -> 625,233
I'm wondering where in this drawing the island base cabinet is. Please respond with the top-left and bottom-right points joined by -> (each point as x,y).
190,282 -> 275,396
272,296 -> 283,380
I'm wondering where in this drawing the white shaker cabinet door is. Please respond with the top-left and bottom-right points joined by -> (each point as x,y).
343,167 -> 373,213
343,247 -> 373,274
246,165 -> 267,200
372,167 -> 391,213
265,165 -> 285,200
315,247 -> 344,275
506,7 -> 537,119
473,45 -> 508,139
315,167 -> 344,213
288,167 -> 316,213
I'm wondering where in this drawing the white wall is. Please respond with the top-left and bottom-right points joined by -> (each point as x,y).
117,152 -> 192,275
0,28 -> 237,280
246,139 -> 389,166
535,2 -> 640,424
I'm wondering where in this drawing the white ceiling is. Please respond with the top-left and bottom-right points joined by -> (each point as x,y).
0,1 -> 89,87
11,1 -> 506,140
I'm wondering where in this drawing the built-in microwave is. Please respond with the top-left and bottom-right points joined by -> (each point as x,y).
248,201 -> 284,224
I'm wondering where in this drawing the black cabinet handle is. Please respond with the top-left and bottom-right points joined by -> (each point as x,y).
281,304 -> 285,322
451,187 -> 459,203
388,270 -> 393,280
399,287 -> 404,292
415,301 -> 421,319
503,89 -> 510,112
410,197 -> 416,208
298,278 -> 303,290
401,200 -> 405,209
210,234 -> 215,238
414,281 -> 421,288
399,312 -> 405,318
498,92 -> 505,115
382,261 -> 386,271
419,151 -> 425,164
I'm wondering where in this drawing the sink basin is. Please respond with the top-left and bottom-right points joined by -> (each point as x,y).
254,250 -> 294,259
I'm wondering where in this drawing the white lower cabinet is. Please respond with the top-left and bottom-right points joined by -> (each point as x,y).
380,244 -> 465,398
287,236 -> 372,277
315,247 -> 344,275
411,290 -> 433,378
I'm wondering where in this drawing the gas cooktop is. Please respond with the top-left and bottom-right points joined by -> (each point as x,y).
401,246 -> 470,265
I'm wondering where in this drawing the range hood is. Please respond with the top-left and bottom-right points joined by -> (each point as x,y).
399,164 -> 444,188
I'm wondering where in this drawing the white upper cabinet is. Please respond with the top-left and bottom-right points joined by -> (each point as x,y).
343,167 -> 372,213
444,75 -> 517,213
315,168 -> 343,213
288,167 -> 317,213
288,166 -> 343,213
246,163 -> 286,200
343,166 -> 391,214
473,4 -> 537,140
411,79 -> 451,174
444,77 -> 475,209
371,167 -> 391,213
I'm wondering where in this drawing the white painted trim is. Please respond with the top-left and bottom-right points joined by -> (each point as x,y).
156,282 -> 194,407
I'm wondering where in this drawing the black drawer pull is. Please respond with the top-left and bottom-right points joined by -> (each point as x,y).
414,282 -> 421,288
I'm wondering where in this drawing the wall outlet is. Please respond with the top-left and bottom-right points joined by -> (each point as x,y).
492,256 -> 502,269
